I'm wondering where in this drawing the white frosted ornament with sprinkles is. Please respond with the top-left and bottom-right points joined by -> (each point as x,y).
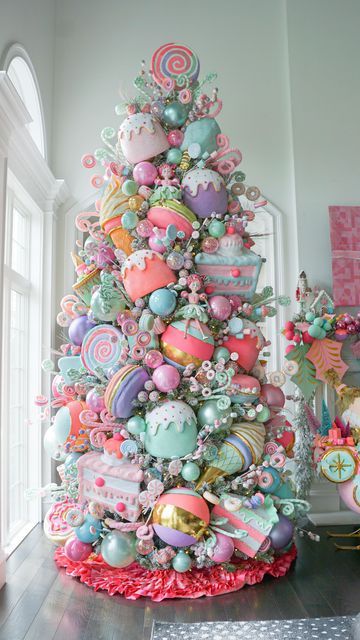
118,113 -> 169,164
144,400 -> 198,459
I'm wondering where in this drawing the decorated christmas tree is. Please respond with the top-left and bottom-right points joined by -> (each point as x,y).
41,44 -> 310,600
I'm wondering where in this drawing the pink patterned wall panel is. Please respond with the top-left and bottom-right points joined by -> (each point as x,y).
329,206 -> 360,306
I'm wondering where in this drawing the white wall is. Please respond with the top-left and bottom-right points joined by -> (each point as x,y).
287,0 -> 360,290
0,0 -> 56,157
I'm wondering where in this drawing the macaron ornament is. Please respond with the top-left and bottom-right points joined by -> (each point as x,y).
105,365 -> 150,419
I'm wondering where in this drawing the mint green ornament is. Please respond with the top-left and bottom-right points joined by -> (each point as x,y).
122,180 -> 138,196
172,550 -> 192,573
127,415 -> 146,435
181,461 -> 201,481
144,401 -> 198,459
166,148 -> 183,165
197,400 -> 233,429
305,311 -> 315,322
313,317 -> 324,327
90,271 -> 127,321
256,406 -> 271,423
308,324 -> 322,339
213,346 -> 230,363
122,211 -> 138,230
181,118 -> 221,156
100,531 -> 136,568
208,219 -> 226,238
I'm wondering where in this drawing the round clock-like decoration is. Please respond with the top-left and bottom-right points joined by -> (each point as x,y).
320,447 -> 357,483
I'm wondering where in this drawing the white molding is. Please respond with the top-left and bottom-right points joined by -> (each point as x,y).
0,71 -> 70,214
0,546 -> 5,588
0,43 -> 48,161
309,511 -> 360,526
0,72 -> 30,153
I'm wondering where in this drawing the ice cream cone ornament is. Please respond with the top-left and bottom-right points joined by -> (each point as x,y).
44,43 -> 308,597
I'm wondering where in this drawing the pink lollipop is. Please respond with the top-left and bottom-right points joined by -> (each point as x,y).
80,324 -> 124,376
151,43 -> 200,89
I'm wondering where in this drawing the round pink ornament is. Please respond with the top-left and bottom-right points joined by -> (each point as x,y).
64,536 -> 92,562
86,389 -> 105,414
149,229 -> 167,253
133,162 -> 158,186
167,129 -> 184,147
152,364 -> 180,392
136,219 -> 154,238
211,532 -> 235,563
209,296 -> 232,321
144,350 -> 164,369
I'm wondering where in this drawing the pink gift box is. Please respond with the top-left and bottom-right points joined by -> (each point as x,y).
329,206 -> 360,306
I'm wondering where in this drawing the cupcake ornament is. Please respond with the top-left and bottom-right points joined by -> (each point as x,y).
182,168 -> 228,218
118,112 -> 169,165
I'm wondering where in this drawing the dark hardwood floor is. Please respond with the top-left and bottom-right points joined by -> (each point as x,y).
0,524 -> 359,640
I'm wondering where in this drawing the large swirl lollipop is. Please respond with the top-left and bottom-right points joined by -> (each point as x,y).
151,43 -> 200,89
80,324 -> 123,376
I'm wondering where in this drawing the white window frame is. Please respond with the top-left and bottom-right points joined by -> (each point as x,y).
0,60 -> 69,557
1,44 -> 47,159
1,172 -> 43,552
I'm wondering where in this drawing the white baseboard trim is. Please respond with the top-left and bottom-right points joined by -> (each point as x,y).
308,511 -> 360,526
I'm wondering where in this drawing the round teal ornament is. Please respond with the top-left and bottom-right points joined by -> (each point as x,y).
100,530 -> 136,568
172,550 -> 192,573
163,102 -> 188,128
181,461 -> 201,481
122,180 -> 138,196
126,415 -> 146,435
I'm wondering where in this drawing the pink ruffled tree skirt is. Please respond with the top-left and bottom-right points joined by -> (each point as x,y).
54,544 -> 297,602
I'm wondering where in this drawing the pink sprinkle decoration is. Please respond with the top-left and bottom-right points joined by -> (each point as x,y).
95,477 -> 105,487
231,269 -> 240,277
113,432 -> 122,441
115,502 -> 126,512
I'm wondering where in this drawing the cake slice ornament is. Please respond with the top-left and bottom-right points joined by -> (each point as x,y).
39,42 -> 314,602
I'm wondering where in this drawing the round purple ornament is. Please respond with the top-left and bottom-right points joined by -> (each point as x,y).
211,532 -> 234,562
68,316 -> 96,346
269,513 -> 294,550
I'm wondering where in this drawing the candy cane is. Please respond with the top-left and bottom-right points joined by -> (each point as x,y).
104,518 -> 144,532
75,211 -> 102,240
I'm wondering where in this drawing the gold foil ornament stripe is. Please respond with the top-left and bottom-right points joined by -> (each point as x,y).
152,504 -> 207,540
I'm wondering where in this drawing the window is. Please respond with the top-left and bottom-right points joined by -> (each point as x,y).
2,45 -> 46,157
1,173 -> 42,552
239,195 -> 285,372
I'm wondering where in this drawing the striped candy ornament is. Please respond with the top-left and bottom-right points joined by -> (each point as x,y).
152,488 -> 210,547
160,319 -> 214,369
